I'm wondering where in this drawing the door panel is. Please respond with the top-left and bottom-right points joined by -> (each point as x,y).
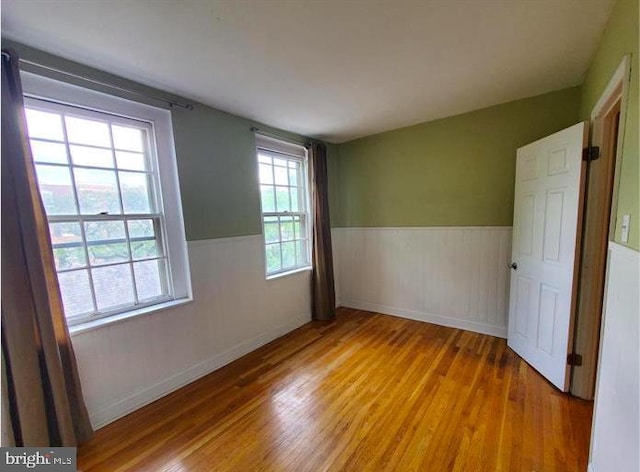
537,284 -> 558,354
515,276 -> 532,337
519,194 -> 535,255
543,189 -> 565,262
507,122 -> 587,391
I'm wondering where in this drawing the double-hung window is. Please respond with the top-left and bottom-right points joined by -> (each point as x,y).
256,135 -> 311,277
22,73 -> 192,329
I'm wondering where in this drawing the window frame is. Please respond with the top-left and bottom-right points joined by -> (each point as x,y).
21,72 -> 192,332
255,134 -> 312,278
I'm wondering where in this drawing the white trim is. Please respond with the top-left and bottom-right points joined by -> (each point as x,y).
186,234 -> 260,247
22,72 -> 172,123
590,54 -> 631,242
255,136 -> 312,278
588,463 -> 595,472
69,298 -> 193,336
21,72 -> 192,327
88,312 -> 309,429
255,133 -> 306,157
608,240 -> 640,257
332,225 -> 512,232
340,300 -> 508,338
266,265 -> 312,280
590,55 -> 631,119
573,56 -> 633,399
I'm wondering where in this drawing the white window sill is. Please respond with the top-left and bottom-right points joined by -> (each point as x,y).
69,297 -> 193,336
266,265 -> 312,281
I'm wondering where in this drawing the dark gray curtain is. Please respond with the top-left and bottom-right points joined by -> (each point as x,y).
1,49 -> 93,446
309,143 -> 336,321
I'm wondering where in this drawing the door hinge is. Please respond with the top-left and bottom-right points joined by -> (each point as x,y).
567,353 -> 583,366
582,146 -> 600,161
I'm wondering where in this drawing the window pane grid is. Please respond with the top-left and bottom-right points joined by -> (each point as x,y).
50,211 -> 168,316
264,240 -> 308,269
48,213 -> 163,222
56,256 -> 166,274
29,135 -> 147,154
29,135 -> 149,155
257,146 -> 309,276
26,103 -> 171,320
56,253 -> 170,320
58,112 -> 100,314
118,169 -> 141,304
53,235 -> 157,248
29,112 -> 158,215
29,158 -> 155,175
77,217 -> 99,315
257,146 -> 303,161
55,254 -> 167,274
107,123 -> 127,216
263,237 -> 309,244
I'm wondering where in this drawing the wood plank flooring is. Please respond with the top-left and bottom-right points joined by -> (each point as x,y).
78,308 -> 593,472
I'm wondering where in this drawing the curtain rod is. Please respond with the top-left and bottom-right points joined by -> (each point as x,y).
251,127 -> 311,149
2,50 -> 194,110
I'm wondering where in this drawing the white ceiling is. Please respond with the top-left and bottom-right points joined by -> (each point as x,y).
2,0 -> 614,143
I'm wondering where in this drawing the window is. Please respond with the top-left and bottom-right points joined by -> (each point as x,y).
256,135 -> 311,277
22,73 -> 191,329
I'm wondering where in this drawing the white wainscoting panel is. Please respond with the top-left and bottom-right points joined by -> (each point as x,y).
332,228 -> 342,307
71,235 -> 311,429
333,227 -> 512,337
589,242 -> 639,472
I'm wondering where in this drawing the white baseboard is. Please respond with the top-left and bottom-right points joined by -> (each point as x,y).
333,226 -> 511,339
341,299 -> 507,338
89,313 -> 310,429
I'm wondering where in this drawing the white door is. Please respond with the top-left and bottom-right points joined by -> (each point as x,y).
507,122 -> 588,391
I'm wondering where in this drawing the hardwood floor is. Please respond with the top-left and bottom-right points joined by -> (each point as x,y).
78,308 -> 593,472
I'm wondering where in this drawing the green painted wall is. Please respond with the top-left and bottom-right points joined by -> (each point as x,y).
579,0 -> 639,250
2,39 -> 311,241
171,105 -> 261,240
326,143 -> 341,227
9,0 -> 636,243
334,88 -> 581,227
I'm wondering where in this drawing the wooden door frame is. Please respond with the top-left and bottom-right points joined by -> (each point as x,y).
590,55 -> 631,233
570,55 -> 631,399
